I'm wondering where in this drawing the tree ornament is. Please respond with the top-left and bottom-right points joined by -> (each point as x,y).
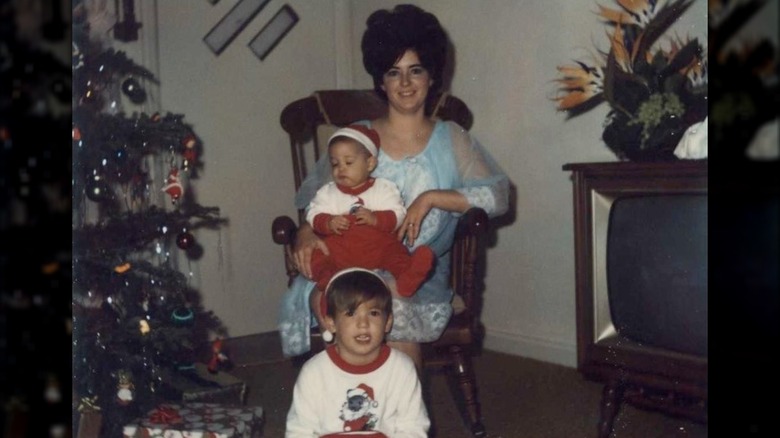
121,77 -> 147,104
116,370 -> 135,405
208,338 -> 230,373
139,319 -> 150,335
171,307 -> 194,326
80,84 -> 103,110
85,174 -> 113,203
114,262 -> 131,274
72,126 -> 82,141
176,231 -> 195,250
150,112 -> 162,122
161,168 -> 183,201
181,134 -> 197,149
72,41 -> 85,69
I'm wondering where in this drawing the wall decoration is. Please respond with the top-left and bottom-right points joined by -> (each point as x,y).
248,4 -> 298,61
204,0 -> 271,55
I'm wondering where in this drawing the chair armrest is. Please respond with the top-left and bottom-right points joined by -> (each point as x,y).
456,207 -> 489,238
272,216 -> 298,245
271,215 -> 299,285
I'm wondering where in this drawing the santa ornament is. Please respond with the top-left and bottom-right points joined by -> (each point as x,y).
116,370 -> 135,406
162,167 -> 183,201
207,338 -> 230,373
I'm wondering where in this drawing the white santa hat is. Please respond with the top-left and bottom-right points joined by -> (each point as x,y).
347,383 -> 375,401
328,124 -> 381,156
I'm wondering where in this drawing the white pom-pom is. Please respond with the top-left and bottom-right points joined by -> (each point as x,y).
322,330 -> 334,343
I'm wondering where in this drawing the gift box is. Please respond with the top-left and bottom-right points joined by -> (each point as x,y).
122,402 -> 263,438
160,363 -> 247,405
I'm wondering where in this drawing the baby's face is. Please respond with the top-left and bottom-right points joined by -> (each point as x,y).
329,140 -> 375,188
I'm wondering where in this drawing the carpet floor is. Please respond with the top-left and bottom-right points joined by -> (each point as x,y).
228,349 -> 707,437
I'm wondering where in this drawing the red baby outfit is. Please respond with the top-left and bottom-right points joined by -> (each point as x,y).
308,179 -> 434,297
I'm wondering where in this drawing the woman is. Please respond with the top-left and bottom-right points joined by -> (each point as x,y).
279,4 -> 509,369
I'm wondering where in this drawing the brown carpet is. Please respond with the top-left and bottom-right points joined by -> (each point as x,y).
227,345 -> 707,438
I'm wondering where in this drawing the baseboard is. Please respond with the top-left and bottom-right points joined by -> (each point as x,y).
219,329 -> 578,369
482,328 -> 577,368
220,331 -> 288,367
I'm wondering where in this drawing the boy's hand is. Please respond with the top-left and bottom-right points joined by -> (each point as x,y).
353,207 -> 377,226
328,215 -> 351,235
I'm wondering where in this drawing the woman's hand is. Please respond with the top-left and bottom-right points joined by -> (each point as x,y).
397,192 -> 434,246
293,223 -> 328,279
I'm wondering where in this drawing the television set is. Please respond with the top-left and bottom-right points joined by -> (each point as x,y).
562,161 -> 708,438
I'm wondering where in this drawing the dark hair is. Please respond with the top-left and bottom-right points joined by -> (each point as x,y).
325,270 -> 392,317
361,4 -> 449,110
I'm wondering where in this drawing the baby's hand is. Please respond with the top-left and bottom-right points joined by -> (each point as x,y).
353,207 -> 377,226
328,215 -> 351,235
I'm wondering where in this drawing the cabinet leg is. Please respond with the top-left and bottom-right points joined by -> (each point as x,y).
597,379 -> 624,438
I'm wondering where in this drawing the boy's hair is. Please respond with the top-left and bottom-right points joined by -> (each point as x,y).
323,268 -> 392,317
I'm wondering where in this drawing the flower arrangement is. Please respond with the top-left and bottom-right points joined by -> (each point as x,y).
553,0 -> 708,161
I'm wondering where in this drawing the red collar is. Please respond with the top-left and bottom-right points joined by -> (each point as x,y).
336,177 -> 376,196
326,344 -> 391,374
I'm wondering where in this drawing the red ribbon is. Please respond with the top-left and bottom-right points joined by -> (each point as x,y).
148,405 -> 183,424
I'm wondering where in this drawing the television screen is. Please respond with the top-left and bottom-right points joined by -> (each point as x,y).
606,194 -> 708,356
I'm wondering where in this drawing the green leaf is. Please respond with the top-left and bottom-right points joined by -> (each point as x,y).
660,39 -> 702,79
604,52 -> 650,115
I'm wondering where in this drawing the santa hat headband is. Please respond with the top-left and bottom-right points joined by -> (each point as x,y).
328,125 -> 381,157
319,267 -> 388,321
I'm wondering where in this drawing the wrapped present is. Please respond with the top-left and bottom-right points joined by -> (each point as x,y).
122,402 -> 263,438
160,363 -> 246,405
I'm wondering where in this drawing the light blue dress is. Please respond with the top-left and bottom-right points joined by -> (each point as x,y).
278,119 -> 509,356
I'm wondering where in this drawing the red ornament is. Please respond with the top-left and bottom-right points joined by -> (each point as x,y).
181,134 -> 197,149
208,338 -> 229,374
176,231 -> 195,250
72,126 -> 82,141
161,168 -> 183,201
150,112 -> 162,122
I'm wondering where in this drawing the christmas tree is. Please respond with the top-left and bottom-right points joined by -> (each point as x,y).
71,3 -> 228,435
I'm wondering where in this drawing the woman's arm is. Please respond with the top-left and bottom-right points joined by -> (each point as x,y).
396,189 -> 469,245
293,222 -> 328,280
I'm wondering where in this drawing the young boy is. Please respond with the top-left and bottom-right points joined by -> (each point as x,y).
285,268 -> 430,438
306,124 -> 434,302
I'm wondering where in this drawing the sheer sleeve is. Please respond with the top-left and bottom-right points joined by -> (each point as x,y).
446,121 -> 509,218
294,151 -> 335,211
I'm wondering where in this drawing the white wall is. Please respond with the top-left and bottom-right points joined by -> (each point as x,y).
112,0 -> 707,368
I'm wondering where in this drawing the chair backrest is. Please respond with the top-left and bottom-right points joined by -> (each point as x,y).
279,90 -> 473,222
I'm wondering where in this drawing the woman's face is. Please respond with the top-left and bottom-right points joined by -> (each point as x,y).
381,50 -> 433,114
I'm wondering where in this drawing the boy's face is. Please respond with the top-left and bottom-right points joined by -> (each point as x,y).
329,140 -> 377,189
324,297 -> 393,366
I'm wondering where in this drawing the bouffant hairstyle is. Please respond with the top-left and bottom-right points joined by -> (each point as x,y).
361,4 -> 449,111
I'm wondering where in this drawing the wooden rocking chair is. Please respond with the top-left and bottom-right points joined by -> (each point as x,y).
272,89 -> 489,437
